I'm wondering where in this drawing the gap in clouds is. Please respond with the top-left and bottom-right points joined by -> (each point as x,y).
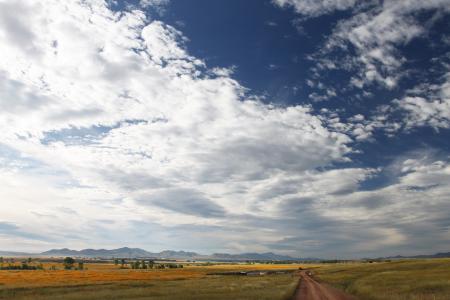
0,0 -> 449,258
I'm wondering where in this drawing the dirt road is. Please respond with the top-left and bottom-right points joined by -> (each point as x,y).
292,271 -> 356,300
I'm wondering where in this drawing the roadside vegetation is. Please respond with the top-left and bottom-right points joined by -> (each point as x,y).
315,258 -> 450,300
0,260 -> 300,299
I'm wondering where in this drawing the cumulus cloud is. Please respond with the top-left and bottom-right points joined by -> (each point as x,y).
358,68 -> 450,133
319,0 -> 450,89
277,0 -> 450,136
283,0 -> 450,91
397,96 -> 450,130
137,188 -> 226,218
0,0 -> 449,257
140,0 -> 170,8
139,0 -> 170,15
260,155 -> 450,257
0,0 -> 356,253
272,0 -> 357,19
394,70 -> 450,130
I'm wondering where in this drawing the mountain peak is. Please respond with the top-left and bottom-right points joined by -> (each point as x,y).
37,247 -> 303,260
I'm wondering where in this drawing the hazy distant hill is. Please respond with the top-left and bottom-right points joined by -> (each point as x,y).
41,247 -> 154,258
6,247 -> 450,261
210,252 -> 301,261
37,247 -> 303,260
382,252 -> 450,259
0,251 -> 36,257
158,250 -> 198,259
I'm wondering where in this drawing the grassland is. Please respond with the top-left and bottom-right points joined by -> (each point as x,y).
2,259 -> 450,299
315,259 -> 450,300
0,263 -> 300,300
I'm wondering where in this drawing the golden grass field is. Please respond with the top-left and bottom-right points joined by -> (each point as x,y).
0,262 -> 303,288
314,258 -> 450,300
0,262 -> 301,300
1,259 -> 450,299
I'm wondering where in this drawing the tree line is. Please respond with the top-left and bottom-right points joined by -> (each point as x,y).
0,257 -> 44,270
0,256 -> 184,271
114,258 -> 183,269
0,256 -> 83,270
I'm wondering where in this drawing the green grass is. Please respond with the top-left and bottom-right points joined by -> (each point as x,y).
315,259 -> 450,300
0,274 -> 298,300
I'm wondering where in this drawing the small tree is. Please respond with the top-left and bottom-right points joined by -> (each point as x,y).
0,257 -> 3,264
27,257 -> 32,264
78,262 -> 84,270
114,258 -> 119,265
63,257 -> 75,270
121,259 -> 126,268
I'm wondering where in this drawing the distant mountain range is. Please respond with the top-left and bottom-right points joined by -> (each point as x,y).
41,247 -> 153,258
0,247 -> 315,261
2,247 -> 449,261
380,252 -> 450,259
0,251 -> 35,257
38,247 -> 306,261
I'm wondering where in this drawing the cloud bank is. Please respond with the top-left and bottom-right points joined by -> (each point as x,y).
0,0 -> 449,257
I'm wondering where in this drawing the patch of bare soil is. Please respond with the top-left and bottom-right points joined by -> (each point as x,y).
292,271 -> 357,300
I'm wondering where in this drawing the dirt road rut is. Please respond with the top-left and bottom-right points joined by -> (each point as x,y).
292,271 -> 356,300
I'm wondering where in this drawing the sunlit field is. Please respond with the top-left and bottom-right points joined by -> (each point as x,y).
315,259 -> 450,300
0,262 -> 301,300
0,275 -> 298,300
2,259 -> 450,299
0,262 -> 305,288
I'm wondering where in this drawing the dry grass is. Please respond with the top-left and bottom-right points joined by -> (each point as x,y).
193,263 -> 310,271
0,269 -> 207,287
0,275 -> 299,300
0,263 -> 306,288
0,268 -> 200,288
0,263 -> 301,300
315,259 -> 450,300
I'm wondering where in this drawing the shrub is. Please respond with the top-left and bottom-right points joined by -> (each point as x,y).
64,257 -> 75,270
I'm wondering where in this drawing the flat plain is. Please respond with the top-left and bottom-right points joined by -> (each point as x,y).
0,262 -> 300,300
314,259 -> 450,300
1,259 -> 450,299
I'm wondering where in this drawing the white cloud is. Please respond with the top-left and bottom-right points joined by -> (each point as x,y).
396,96 -> 450,130
0,0 -> 356,253
140,0 -> 170,7
272,0 -> 357,18
267,154 -> 450,257
361,69 -> 450,133
394,70 -> 450,130
284,0 -> 450,134
1,0 -> 448,257
309,0 -> 450,88
139,0 -> 170,15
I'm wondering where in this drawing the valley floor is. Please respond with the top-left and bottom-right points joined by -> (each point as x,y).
314,259 -> 450,300
1,259 -> 450,299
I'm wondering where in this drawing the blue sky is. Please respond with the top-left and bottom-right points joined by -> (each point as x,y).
0,0 -> 449,258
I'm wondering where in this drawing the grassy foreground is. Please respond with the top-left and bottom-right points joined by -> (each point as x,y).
315,259 -> 450,300
0,274 -> 298,300
0,263 -> 299,300
5,259 -> 449,299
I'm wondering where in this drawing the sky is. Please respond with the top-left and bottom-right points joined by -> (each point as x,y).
0,0 -> 449,259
